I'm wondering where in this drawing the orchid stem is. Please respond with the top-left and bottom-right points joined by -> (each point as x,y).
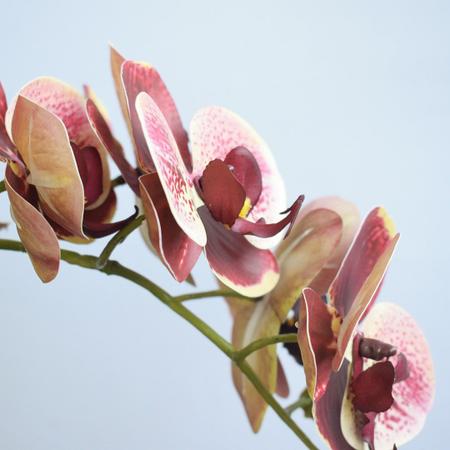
0,238 -> 319,450
233,333 -> 298,361
96,215 -> 145,269
111,174 -> 125,188
285,388 -> 313,417
0,180 -> 5,194
172,289 -> 255,303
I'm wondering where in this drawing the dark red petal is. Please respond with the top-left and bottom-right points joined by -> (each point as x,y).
139,173 -> 202,282
121,60 -> 192,173
83,199 -> 138,238
314,361 -> 355,450
224,146 -> 262,206
359,337 -> 397,361
352,361 -> 395,413
86,99 -> 140,195
72,144 -> 103,207
199,159 -> 246,226
231,195 -> 304,239
198,206 -> 279,297
394,353 -> 410,383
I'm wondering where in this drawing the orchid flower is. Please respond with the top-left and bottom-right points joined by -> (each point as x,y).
227,197 -> 360,430
298,208 -> 434,449
0,79 -> 137,282
91,47 -> 303,297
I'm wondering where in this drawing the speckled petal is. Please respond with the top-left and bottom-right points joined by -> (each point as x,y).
361,303 -> 435,449
229,208 -> 342,430
332,234 -> 400,372
119,58 -> 190,171
139,173 -> 202,282
329,207 -> 397,317
135,92 -> 206,246
190,106 -> 286,248
5,166 -> 59,282
11,95 -> 86,238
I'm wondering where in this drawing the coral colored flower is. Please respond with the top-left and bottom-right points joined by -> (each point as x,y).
297,208 -> 434,449
0,79 -> 136,282
95,47 -> 303,296
227,196 -> 360,431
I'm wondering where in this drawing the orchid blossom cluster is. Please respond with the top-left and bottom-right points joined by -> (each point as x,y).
0,47 -> 434,450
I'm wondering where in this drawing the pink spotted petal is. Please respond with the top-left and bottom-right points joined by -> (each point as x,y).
10,95 -> 86,238
199,206 -> 278,297
329,207 -> 397,317
190,106 -> 286,248
298,288 -> 336,402
5,166 -> 59,282
139,173 -> 202,282
86,98 -> 140,195
231,195 -> 304,238
332,234 -> 400,372
7,77 -> 98,149
119,58 -> 191,172
135,92 -> 206,246
362,303 -> 435,449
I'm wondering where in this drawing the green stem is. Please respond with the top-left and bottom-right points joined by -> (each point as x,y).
172,288 -> 255,303
0,238 -> 318,450
285,388 -> 313,417
0,179 -> 5,194
96,215 -> 145,269
234,333 -> 298,361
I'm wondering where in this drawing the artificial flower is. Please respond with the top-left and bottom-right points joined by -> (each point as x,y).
0,79 -> 136,282
90,47 -> 303,296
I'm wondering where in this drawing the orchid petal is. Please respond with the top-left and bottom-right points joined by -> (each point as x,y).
11,95 -> 86,238
329,207 -> 397,317
229,208 -> 342,429
5,166 -> 59,282
361,303 -> 435,449
313,361 -> 355,450
199,206 -> 278,297
199,159 -> 246,226
275,358 -> 289,398
231,195 -> 304,238
0,82 -> 15,153
135,92 -> 206,246
298,288 -> 336,401
139,173 -> 202,282
223,146 -> 262,206
190,106 -> 286,249
86,98 -> 140,195
111,49 -> 191,171
332,234 -> 400,372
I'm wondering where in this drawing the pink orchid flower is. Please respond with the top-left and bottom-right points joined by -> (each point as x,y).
298,209 -> 434,449
92,47 -> 303,297
0,79 -> 136,282
227,196 -> 360,430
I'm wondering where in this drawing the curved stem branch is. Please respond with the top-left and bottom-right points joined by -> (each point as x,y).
96,215 -> 145,269
0,238 -> 318,450
233,333 -> 298,361
172,288 -> 256,303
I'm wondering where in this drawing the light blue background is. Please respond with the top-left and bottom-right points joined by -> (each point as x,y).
0,1 -> 448,449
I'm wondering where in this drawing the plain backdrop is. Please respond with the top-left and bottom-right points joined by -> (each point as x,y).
0,1 -> 448,449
